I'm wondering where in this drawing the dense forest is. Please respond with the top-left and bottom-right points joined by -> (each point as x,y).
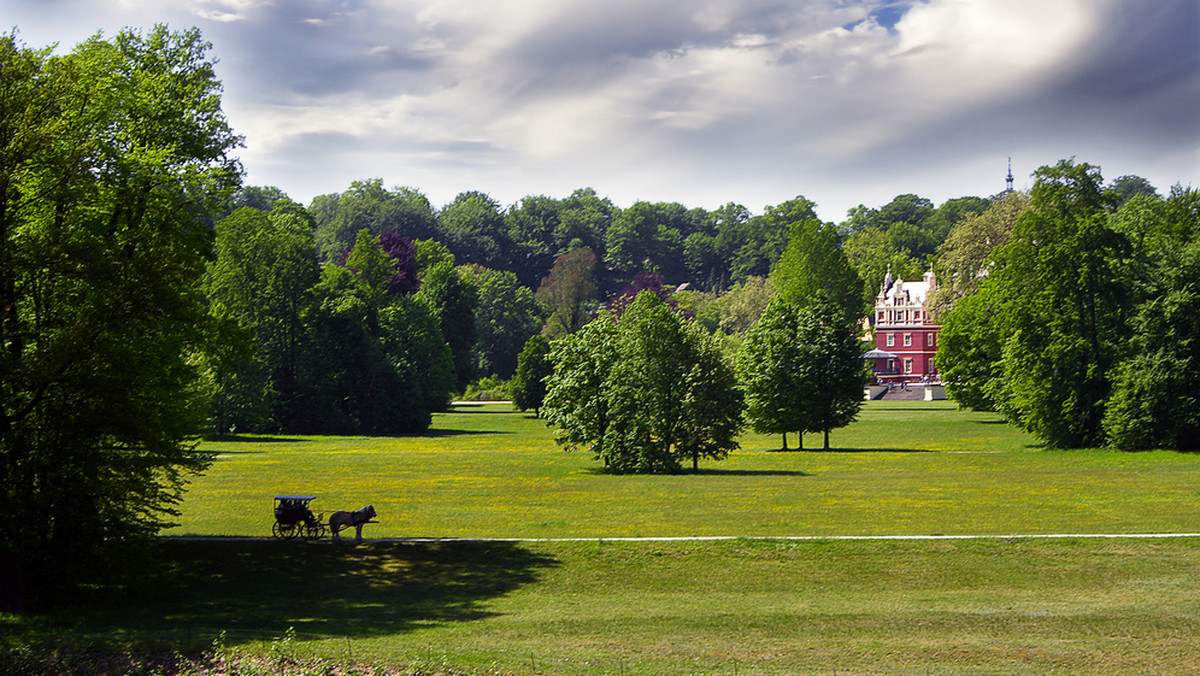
205,170 -> 1181,439
203,181 -> 959,433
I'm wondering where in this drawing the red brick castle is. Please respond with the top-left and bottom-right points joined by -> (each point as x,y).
869,267 -> 940,384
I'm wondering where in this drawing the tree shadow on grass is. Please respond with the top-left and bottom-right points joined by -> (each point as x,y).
868,406 -> 956,413
691,468 -> 811,477
203,449 -> 269,456
813,447 -> 934,453
57,539 -> 558,644
577,467 -> 810,477
203,435 -> 312,443
447,403 -> 512,412
414,428 -> 510,438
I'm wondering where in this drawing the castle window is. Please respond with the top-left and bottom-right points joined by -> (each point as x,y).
886,333 -> 895,347
903,333 -> 912,347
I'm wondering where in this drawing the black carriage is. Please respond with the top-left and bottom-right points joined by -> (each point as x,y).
272,495 -> 328,540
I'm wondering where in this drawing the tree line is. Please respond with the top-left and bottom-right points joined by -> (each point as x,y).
202,158 -> 993,438
934,161 -> 1200,451
207,169 -> 1036,441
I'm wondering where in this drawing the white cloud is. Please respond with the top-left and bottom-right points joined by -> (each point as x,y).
7,0 -> 1196,217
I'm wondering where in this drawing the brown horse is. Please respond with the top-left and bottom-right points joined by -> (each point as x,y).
329,505 -> 376,541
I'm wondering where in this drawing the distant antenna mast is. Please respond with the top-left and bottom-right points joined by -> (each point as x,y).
1005,157 -> 1014,194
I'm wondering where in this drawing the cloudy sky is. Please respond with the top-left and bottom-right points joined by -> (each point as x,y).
5,0 -> 1198,221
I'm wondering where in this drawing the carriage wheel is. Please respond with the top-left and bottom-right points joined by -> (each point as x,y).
303,522 -> 328,540
273,521 -> 298,540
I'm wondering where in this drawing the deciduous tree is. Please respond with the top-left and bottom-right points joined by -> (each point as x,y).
379,295 -> 455,415
1103,187 -> 1200,450
417,262 -> 480,390
737,297 -> 812,450
935,286 -> 1004,411
438,190 -> 510,270
738,298 -> 866,451
542,316 -> 619,456
463,266 -> 542,379
535,246 -> 598,336
803,301 -> 870,450
511,335 -> 553,417
772,218 -> 865,324
0,27 -> 241,603
941,160 -> 1131,448
544,292 -> 742,473
204,205 -> 319,433
927,192 -> 1030,316
715,276 -> 774,336
313,180 -> 436,261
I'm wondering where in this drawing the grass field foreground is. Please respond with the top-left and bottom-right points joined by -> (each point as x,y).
11,537 -> 1200,674
8,401 -> 1200,675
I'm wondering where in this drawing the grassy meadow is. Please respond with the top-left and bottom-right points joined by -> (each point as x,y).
178,401 -> 1200,539
8,400 -> 1200,674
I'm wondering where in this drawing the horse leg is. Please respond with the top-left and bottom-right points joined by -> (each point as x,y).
354,523 -> 364,542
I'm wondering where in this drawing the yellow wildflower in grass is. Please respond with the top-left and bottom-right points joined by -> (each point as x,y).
180,401 -> 1200,539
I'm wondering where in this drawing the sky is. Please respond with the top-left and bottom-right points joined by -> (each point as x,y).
5,0 -> 1199,222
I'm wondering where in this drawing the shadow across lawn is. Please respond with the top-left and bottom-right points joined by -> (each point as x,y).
864,406 -> 958,413
414,428 -> 510,438
203,435 -> 312,444
578,467 -> 810,477
446,402 -> 512,412
691,468 -> 811,477
813,447 -> 933,454
55,539 -> 558,644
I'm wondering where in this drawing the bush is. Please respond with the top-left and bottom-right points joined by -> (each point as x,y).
460,376 -> 512,401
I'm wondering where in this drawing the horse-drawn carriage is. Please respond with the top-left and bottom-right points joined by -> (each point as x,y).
272,496 -> 377,541
272,495 -> 328,540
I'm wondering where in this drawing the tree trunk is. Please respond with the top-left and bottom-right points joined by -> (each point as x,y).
797,433 -> 803,451
824,429 -> 830,450
781,432 -> 788,451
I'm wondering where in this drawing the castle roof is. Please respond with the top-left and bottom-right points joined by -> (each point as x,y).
878,269 -> 936,307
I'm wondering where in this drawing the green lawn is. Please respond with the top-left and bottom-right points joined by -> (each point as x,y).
14,537 -> 1200,674
8,401 -> 1200,675
179,401 -> 1200,539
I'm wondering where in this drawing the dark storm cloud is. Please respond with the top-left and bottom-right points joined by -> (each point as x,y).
1056,1 -> 1199,99
1042,0 -> 1200,146
875,0 -> 1200,191
204,1 -> 437,99
496,1 -> 872,91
